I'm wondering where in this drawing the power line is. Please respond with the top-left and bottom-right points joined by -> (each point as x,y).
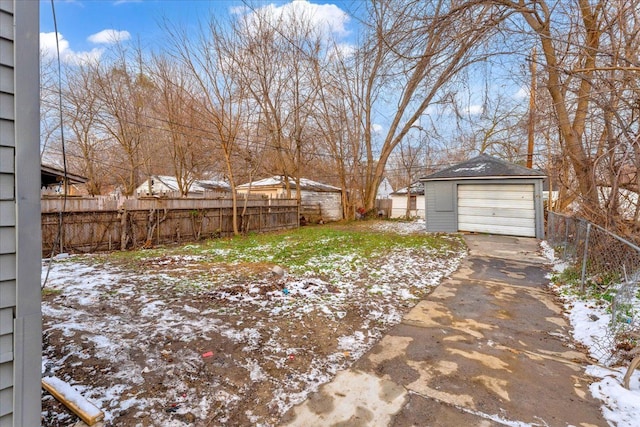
42,0 -> 69,289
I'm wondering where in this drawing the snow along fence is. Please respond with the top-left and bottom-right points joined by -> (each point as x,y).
42,197 -> 299,254
547,211 -> 640,353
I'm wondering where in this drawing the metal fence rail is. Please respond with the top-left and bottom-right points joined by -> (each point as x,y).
547,211 -> 640,360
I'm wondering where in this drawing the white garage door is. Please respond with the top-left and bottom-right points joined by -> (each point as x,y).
457,184 -> 536,237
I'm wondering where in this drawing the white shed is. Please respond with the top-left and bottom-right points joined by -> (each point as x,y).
390,182 -> 425,219
419,155 -> 546,238
237,176 -> 343,222
136,175 -> 231,197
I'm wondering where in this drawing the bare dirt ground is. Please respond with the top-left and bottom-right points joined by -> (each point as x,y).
41,221 -> 465,426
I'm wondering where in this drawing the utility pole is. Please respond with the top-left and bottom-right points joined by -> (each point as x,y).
527,48 -> 537,169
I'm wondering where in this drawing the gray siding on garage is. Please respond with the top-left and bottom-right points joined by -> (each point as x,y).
424,181 -> 456,233
0,1 -> 41,426
421,155 -> 546,239
423,178 -> 545,239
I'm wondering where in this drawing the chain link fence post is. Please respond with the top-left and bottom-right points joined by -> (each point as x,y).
580,222 -> 591,294
547,211 -> 640,364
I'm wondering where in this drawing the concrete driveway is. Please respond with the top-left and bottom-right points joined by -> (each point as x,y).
282,234 -> 607,427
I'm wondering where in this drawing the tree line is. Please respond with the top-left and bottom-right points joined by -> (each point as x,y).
41,0 -> 640,237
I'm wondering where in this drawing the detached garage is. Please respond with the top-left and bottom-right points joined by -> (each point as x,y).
419,154 -> 546,238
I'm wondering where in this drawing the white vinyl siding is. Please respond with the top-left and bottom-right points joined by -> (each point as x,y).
390,194 -> 425,219
457,184 -> 536,237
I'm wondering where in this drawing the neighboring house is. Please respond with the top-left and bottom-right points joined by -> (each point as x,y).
1,1 -> 41,425
390,182 -> 425,219
136,175 -> 231,197
237,176 -> 343,222
419,154 -> 546,238
41,164 -> 88,196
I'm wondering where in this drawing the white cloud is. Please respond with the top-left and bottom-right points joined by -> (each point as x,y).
514,85 -> 529,100
334,42 -> 356,57
466,104 -> 483,115
87,29 -> 131,44
229,5 -> 249,15
40,32 -> 103,65
372,123 -> 383,134
40,32 -> 68,57
244,0 -> 351,40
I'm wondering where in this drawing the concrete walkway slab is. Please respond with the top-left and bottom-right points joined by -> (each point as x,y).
282,235 -> 607,427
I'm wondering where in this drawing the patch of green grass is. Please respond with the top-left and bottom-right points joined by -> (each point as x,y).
103,224 -> 464,271
552,265 -> 626,307
42,288 -> 62,297
554,266 -> 581,285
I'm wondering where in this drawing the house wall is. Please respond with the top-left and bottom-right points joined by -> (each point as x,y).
238,187 -> 343,222
0,2 -> 42,425
390,195 -> 425,219
423,178 -> 545,238
136,179 -> 174,196
298,190 -> 342,221
237,187 -> 280,199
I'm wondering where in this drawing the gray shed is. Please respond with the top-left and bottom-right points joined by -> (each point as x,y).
419,154 -> 546,238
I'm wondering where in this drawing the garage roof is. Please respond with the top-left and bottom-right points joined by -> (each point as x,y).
420,154 -> 546,181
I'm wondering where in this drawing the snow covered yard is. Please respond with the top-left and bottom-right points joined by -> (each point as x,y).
41,220 -> 465,426
543,242 -> 640,427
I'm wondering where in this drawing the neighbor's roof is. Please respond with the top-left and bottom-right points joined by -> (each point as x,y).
41,164 -> 88,185
238,176 -> 341,192
420,154 -> 546,181
154,175 -> 231,192
391,181 -> 424,195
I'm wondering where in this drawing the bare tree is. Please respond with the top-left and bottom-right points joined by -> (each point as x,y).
90,47 -> 154,196
493,0 -> 640,231
148,55 -> 215,196
453,92 -> 529,163
307,39 -> 366,219
355,0 -> 506,210
167,16 -> 258,234
227,5 -> 325,203
393,131 -> 429,218
61,64 -> 110,195
40,54 -> 62,162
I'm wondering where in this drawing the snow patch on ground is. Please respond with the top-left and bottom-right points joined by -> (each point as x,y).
543,241 -> 640,427
41,221 -> 464,426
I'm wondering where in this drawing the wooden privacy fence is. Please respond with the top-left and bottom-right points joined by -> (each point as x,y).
42,196 -> 299,255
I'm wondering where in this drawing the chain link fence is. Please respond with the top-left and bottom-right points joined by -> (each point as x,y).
547,211 -> 640,361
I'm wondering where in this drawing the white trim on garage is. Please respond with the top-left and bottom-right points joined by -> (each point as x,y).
457,184 -> 536,237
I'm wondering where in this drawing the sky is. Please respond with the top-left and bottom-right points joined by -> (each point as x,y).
38,0 -> 530,156
39,0 -> 360,64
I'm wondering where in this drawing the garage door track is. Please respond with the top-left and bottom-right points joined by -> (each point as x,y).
282,234 -> 607,426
